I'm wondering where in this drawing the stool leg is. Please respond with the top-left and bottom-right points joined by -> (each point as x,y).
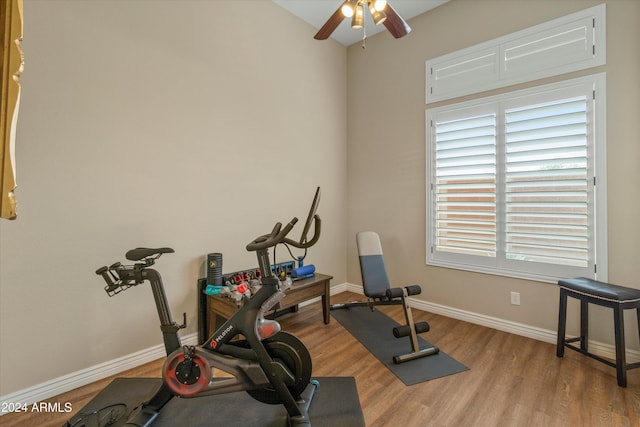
580,299 -> 589,351
637,308 -> 640,343
557,289 -> 568,357
613,305 -> 627,387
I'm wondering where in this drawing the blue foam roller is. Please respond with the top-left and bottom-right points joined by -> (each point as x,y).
291,264 -> 315,278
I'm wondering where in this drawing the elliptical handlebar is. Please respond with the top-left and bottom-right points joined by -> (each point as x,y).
246,217 -> 299,252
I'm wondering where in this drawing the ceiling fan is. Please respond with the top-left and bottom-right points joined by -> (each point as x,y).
314,0 -> 411,41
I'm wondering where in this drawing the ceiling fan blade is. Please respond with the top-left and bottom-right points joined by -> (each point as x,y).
382,3 -> 411,38
314,5 -> 346,40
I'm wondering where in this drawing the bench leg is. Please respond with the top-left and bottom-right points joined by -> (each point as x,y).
613,305 -> 627,387
557,289 -> 568,357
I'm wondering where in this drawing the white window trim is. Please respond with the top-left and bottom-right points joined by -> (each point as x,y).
426,73 -> 607,284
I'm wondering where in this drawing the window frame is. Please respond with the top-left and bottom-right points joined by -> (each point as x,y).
426,73 -> 607,283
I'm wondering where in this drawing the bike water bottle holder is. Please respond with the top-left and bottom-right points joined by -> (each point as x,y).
96,262 -> 145,297
103,280 -> 134,297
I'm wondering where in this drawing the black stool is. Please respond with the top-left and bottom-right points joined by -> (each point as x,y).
556,277 -> 640,387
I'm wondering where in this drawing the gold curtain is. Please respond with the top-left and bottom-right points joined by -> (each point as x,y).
0,0 -> 23,220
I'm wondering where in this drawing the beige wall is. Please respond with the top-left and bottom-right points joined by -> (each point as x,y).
0,0 -> 347,395
347,0 -> 640,349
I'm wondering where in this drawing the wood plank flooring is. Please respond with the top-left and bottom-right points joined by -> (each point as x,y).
2,291 -> 639,426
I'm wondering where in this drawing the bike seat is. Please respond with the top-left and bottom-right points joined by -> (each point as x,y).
126,247 -> 174,261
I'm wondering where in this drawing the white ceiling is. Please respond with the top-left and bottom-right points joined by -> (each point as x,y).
273,0 -> 449,46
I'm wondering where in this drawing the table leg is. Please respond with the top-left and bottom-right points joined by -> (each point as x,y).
322,280 -> 330,324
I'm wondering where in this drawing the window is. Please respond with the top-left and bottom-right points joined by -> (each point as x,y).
425,4 -> 605,103
426,74 -> 606,283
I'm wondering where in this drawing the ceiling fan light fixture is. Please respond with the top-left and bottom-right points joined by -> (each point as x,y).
341,0 -> 357,18
314,0 -> 410,41
368,2 -> 387,25
351,3 -> 364,29
373,0 -> 387,11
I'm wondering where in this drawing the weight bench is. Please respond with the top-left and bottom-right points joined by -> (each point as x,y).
331,231 -> 439,364
556,277 -> 640,387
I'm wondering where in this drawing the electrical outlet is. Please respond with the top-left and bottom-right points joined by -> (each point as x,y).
510,291 -> 521,306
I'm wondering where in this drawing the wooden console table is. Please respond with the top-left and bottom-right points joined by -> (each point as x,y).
205,273 -> 332,337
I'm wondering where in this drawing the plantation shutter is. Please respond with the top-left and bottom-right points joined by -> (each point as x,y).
504,97 -> 589,268
433,112 -> 497,257
426,4 -> 605,103
427,74 -> 604,282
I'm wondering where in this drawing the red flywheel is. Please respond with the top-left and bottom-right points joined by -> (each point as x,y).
163,351 -> 211,397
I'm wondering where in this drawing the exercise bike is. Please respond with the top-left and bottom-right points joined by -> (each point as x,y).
84,209 -> 321,427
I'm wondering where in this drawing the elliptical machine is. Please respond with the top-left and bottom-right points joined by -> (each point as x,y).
87,206 -> 321,426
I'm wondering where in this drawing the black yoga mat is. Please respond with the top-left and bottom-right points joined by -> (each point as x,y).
65,377 -> 364,427
332,306 -> 469,385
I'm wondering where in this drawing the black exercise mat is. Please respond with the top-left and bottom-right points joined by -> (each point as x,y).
65,377 -> 364,427
332,306 -> 469,385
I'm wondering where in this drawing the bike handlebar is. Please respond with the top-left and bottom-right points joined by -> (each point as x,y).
246,217 -> 299,252
283,215 -> 321,249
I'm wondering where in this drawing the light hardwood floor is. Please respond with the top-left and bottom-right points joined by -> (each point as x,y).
2,291 -> 639,426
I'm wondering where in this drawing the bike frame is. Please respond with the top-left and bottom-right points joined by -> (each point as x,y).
164,246 -> 306,416
93,206 -> 321,427
116,265 -> 184,355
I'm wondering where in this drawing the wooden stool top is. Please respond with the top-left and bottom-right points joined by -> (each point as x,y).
559,277 -> 640,304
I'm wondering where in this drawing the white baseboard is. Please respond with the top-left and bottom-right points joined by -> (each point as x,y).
0,333 -> 198,411
3,283 -> 638,411
339,282 -> 640,364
